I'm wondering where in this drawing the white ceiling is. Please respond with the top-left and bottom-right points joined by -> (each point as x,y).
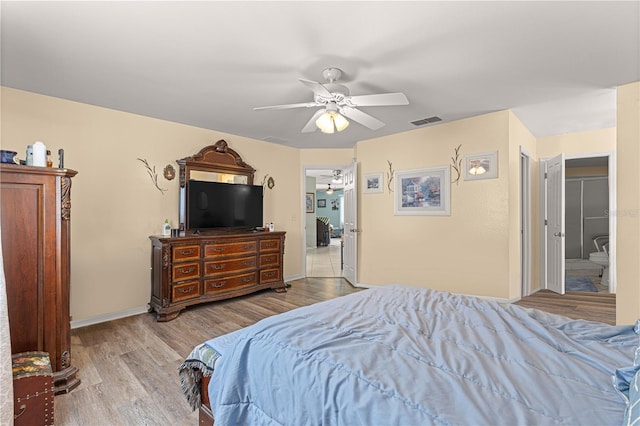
1,1 -> 639,150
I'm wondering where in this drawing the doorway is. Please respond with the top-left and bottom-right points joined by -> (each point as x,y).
564,157 -> 610,293
304,167 -> 346,278
540,152 -> 615,294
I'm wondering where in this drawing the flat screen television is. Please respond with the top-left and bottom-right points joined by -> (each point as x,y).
187,180 -> 263,230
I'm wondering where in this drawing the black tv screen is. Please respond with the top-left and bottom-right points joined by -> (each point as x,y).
187,180 -> 263,230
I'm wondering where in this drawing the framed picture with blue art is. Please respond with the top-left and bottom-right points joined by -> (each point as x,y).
394,166 -> 451,216
306,192 -> 315,213
317,199 -> 326,208
364,172 -> 384,194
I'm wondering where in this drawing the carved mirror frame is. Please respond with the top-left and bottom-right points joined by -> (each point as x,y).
177,139 -> 255,232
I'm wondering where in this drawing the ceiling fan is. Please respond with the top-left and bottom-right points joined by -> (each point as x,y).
254,67 -> 409,134
318,169 -> 343,183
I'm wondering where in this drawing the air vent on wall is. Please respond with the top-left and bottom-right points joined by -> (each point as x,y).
410,116 -> 442,126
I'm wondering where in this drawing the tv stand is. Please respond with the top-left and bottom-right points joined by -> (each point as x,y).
149,230 -> 286,321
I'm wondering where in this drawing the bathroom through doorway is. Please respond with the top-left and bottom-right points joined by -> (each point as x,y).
564,156 -> 610,293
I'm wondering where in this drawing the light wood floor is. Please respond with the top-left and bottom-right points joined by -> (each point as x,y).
55,278 -> 614,425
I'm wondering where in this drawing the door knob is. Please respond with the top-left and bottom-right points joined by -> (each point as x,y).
553,232 -> 564,237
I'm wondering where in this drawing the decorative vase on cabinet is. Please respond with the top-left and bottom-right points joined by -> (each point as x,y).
0,164 -> 80,394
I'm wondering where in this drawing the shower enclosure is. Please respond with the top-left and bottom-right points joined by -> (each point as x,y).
565,176 -> 609,260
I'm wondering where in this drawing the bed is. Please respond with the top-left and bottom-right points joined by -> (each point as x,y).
179,285 -> 640,425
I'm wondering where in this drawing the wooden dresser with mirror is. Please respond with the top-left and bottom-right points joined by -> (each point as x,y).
148,140 -> 286,321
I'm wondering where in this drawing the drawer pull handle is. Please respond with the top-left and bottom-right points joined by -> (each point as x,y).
243,245 -> 252,249
264,256 -> 275,262
211,281 -> 226,288
242,277 -> 253,283
211,263 -> 227,271
211,247 -> 226,253
264,272 -> 276,278
178,248 -> 195,256
178,266 -> 196,274
178,285 -> 195,294
264,242 -> 276,247
243,260 -> 254,266
14,404 -> 26,420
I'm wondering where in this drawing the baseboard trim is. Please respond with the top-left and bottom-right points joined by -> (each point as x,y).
71,305 -> 149,329
73,276 -> 304,329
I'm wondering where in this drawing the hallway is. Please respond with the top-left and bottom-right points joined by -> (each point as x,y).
306,238 -> 342,277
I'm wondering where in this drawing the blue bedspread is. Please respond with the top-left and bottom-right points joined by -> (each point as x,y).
203,286 -> 638,425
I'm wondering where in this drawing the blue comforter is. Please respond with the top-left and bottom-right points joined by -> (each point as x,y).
206,286 -> 638,425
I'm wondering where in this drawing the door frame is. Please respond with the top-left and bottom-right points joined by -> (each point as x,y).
520,147 -> 532,297
539,151 -> 616,293
302,164 -> 350,278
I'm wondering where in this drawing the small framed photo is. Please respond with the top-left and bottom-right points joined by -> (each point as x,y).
394,166 -> 451,216
317,199 -> 326,208
364,172 -> 384,194
306,192 -> 315,213
464,151 -> 498,181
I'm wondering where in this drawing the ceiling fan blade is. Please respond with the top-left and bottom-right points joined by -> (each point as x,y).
340,106 -> 385,130
347,92 -> 409,107
254,102 -> 318,111
299,79 -> 333,98
301,109 -> 325,133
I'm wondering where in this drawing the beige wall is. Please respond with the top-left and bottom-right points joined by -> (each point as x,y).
1,87 -> 303,322
508,111 -> 539,295
3,82 -> 639,325
537,127 -> 616,158
616,81 -> 640,325
355,111 -> 515,298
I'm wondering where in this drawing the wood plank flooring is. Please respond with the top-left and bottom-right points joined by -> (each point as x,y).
55,279 -> 614,425
514,289 -> 616,325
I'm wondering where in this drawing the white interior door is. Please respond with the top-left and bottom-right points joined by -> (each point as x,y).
546,153 -> 565,294
342,161 -> 358,285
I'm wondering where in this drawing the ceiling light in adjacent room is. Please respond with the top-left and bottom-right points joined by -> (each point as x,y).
326,184 -> 334,195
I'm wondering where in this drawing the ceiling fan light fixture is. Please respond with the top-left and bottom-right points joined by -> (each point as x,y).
316,111 -> 335,134
333,113 -> 349,132
316,110 -> 349,134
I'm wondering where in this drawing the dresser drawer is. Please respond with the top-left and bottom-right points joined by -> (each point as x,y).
260,239 -> 281,252
172,280 -> 201,302
204,241 -> 257,258
259,253 -> 280,268
204,272 -> 257,293
204,256 -> 256,277
172,245 -> 200,261
172,262 -> 201,282
260,268 -> 281,283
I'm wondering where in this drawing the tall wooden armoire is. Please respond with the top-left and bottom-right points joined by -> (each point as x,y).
0,164 -> 80,394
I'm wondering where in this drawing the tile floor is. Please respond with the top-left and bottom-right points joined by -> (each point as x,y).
306,237 -> 343,277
